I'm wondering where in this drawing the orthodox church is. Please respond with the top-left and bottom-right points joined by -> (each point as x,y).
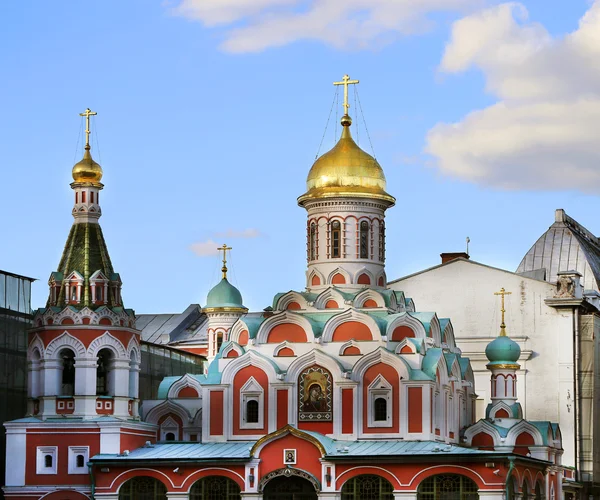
4,78 -> 568,500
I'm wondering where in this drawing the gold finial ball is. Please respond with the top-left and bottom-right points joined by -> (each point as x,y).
72,149 -> 103,183
340,114 -> 352,126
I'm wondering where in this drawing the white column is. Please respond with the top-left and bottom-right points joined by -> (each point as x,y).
393,493 -> 416,500
166,494 -> 188,499
4,427 -> 26,486
41,359 -> 61,396
75,357 -> 98,395
129,360 -> 140,398
112,360 -> 131,397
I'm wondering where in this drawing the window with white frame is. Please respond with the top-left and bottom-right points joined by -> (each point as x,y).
240,377 -> 264,430
367,375 -> 393,428
36,446 -> 58,475
68,446 -> 89,474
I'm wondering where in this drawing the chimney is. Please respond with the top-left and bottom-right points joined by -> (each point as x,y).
440,252 -> 470,264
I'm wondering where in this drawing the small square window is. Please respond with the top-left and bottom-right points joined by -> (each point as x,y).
68,446 -> 89,474
105,401 -> 112,410
96,401 -> 102,409
57,401 -> 65,410
67,401 -> 74,409
36,446 -> 58,475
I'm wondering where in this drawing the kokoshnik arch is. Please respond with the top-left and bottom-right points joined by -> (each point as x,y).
3,78 -> 568,500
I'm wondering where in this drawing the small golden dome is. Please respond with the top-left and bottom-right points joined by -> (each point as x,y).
298,115 -> 395,206
72,147 -> 103,183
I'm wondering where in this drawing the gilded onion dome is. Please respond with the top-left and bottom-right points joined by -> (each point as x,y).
72,146 -> 103,184
298,115 -> 395,206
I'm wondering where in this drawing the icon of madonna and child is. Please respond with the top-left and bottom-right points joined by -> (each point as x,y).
298,366 -> 332,421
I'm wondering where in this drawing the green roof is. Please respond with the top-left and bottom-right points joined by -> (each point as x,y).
52,222 -> 118,308
206,278 -> 245,309
486,335 -> 521,365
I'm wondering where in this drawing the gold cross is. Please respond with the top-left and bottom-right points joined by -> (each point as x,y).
333,74 -> 359,116
79,108 -> 97,149
218,244 -> 232,279
494,287 -> 512,336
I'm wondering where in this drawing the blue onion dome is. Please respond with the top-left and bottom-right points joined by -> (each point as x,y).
485,335 -> 521,366
204,278 -> 247,312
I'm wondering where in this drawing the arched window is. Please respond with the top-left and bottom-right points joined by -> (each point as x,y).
96,285 -> 103,302
60,348 -> 76,396
331,221 -> 341,258
246,400 -> 259,424
71,285 -> 78,302
118,476 -> 167,500
165,432 -> 175,441
309,222 -> 317,261
190,476 -> 241,500
90,191 -> 94,203
535,482 -> 543,500
378,222 -> 385,262
216,333 -> 224,354
522,482 -> 529,500
76,454 -> 85,468
374,397 -> 387,422
360,220 -> 369,258
341,474 -> 394,500
96,349 -> 113,396
44,454 -> 53,468
417,474 -> 479,499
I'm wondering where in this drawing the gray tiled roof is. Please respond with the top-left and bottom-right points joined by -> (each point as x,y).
517,209 -> 600,292
136,304 -> 205,344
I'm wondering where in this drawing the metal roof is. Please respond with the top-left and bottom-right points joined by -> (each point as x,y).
517,209 -> 600,292
327,440 -> 494,457
136,304 -> 204,344
92,441 -> 253,461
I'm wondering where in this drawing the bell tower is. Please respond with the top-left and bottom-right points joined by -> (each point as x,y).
298,75 -> 395,292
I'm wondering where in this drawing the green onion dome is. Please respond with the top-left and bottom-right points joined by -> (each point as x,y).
204,278 -> 247,313
485,335 -> 521,366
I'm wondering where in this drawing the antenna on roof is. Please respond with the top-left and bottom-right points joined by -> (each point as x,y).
466,236 -> 470,255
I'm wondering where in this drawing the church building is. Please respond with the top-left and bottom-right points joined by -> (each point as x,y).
3,78 -> 568,500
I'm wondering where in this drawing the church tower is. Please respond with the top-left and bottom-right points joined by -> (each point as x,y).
298,75 -> 395,292
4,110 -> 156,499
203,244 -> 248,361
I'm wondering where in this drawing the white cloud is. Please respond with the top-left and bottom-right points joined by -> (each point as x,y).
427,1 -> 600,192
190,228 -> 263,256
190,239 -> 221,256
169,0 -> 480,53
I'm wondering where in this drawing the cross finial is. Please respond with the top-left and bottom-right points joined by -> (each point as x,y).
333,74 -> 359,116
218,244 -> 232,279
79,108 -> 97,150
494,287 -> 512,336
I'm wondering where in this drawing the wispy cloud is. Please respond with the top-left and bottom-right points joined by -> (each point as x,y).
426,1 -> 600,192
168,0 -> 480,53
190,228 -> 263,256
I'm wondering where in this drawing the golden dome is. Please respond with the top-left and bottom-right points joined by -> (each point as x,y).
72,147 -> 103,184
298,115 -> 395,206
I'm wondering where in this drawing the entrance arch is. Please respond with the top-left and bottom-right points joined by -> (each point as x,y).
190,476 -> 241,499
261,468 -> 318,500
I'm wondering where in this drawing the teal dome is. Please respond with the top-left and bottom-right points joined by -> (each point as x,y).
485,335 -> 521,365
205,278 -> 245,310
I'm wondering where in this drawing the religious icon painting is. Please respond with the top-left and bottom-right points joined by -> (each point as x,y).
298,365 -> 333,421
283,449 -> 296,465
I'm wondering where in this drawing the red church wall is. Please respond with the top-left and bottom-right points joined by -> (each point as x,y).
391,326 -> 415,341
332,322 -> 372,342
233,366 -> 269,435
342,388 -> 354,434
286,301 -> 301,310
120,427 -> 157,452
267,324 -> 307,343
179,465 -> 246,491
363,299 -> 377,308
41,492 -> 90,500
325,300 -> 339,309
357,274 -> 371,285
342,345 -> 361,356
400,345 -> 413,354
276,347 -> 295,357
298,420 -> 333,434
472,432 -> 495,450
408,387 -> 423,433
238,330 -> 249,345
514,432 -> 535,456
311,275 -> 321,286
209,391 -> 224,436
25,431 -> 100,485
331,273 -> 346,285
362,363 -> 399,434
494,408 -> 510,418
277,390 -> 288,429
258,434 -> 322,481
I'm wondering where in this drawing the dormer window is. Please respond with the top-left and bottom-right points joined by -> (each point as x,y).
71,285 -> 78,302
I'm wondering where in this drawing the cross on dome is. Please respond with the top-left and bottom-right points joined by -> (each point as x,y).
218,243 -> 232,279
494,287 -> 512,336
333,74 -> 359,116
79,108 -> 97,150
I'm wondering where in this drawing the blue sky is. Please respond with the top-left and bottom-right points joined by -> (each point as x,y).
1,0 -> 598,313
